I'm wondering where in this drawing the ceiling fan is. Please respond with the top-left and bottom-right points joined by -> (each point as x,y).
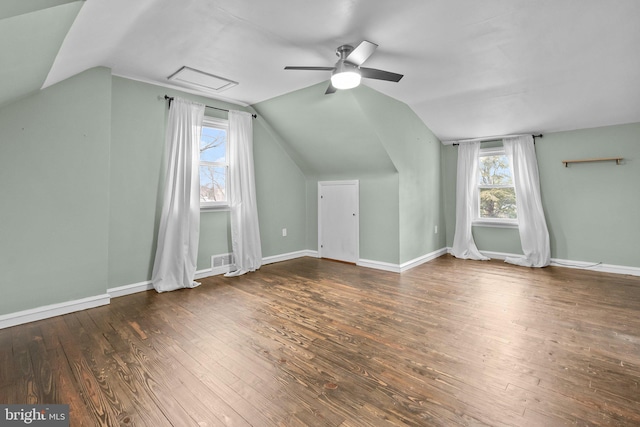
284,41 -> 403,94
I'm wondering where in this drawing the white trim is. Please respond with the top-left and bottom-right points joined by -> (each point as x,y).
357,259 -> 401,273
318,180 -> 360,263
263,250 -> 319,265
550,258 -> 640,277
0,294 -> 110,330
108,281 -> 153,298
302,249 -> 320,258
472,220 -> 519,229
4,248 -> 635,331
441,133 -> 531,146
108,264 -> 238,298
358,248 -> 449,273
447,247 -> 640,277
478,250 -> 516,260
200,206 -> 230,212
194,265 -> 235,279
399,248 -> 449,272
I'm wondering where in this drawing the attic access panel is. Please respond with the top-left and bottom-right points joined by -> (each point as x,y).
168,66 -> 238,92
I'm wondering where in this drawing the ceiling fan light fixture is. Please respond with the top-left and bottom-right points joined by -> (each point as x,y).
331,62 -> 361,90
285,41 -> 402,95
331,71 -> 361,89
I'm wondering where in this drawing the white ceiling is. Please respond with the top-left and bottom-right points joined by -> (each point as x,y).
45,0 -> 640,141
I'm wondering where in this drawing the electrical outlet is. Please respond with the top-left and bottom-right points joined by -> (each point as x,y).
282,228 -> 287,237
434,225 -> 438,234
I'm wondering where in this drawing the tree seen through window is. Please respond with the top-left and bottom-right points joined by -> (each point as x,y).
199,122 -> 228,206
478,152 -> 517,220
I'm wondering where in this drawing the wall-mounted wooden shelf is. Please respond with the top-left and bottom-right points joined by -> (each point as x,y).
562,157 -> 623,167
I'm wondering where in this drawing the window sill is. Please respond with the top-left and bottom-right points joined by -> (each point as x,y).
200,205 -> 230,212
472,220 -> 519,229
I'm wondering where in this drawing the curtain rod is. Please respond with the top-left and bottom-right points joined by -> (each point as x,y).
445,134 -> 543,146
164,95 -> 257,118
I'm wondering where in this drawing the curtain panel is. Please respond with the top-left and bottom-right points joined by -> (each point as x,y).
151,98 -> 205,292
451,141 -> 489,261
503,136 -> 551,267
225,110 -> 262,277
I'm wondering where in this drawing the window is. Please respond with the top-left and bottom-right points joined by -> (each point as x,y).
199,117 -> 229,209
475,147 -> 517,226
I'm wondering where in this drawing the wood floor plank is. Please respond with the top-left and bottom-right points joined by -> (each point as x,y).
2,255 -> 640,425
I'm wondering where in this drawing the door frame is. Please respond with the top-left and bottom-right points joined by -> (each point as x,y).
318,180 -> 360,262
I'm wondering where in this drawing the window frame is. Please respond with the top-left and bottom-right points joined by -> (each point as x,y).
199,116 -> 230,211
473,146 -> 519,228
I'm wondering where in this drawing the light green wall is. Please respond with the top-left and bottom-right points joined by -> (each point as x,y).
353,86 -> 445,263
108,77 -> 240,286
108,77 -> 308,288
253,82 -> 397,177
0,67 -> 112,315
472,227 -> 523,255
442,122 -> 640,267
108,77 -> 167,286
253,117 -> 307,258
537,123 -> 639,266
197,212 -> 232,268
358,174 -> 401,262
0,67 -> 308,317
254,83 -> 445,265
254,82 -> 403,264
0,0 -> 83,108
0,0 -> 79,19
305,174 -> 400,263
7,64 -> 635,321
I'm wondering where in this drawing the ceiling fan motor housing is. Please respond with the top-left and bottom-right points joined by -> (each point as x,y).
284,40 -> 403,93
336,44 -> 355,61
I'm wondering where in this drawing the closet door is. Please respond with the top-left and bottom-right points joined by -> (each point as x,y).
318,180 -> 359,263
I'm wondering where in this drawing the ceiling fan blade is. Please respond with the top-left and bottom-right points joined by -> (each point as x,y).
360,67 -> 404,82
325,83 -> 337,94
345,41 -> 378,66
284,66 -> 335,71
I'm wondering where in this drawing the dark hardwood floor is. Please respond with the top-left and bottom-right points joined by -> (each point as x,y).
2,255 -> 640,426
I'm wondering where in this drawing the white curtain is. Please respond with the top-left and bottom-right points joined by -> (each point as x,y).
503,135 -> 551,267
151,98 -> 205,292
225,110 -> 262,277
451,141 -> 489,261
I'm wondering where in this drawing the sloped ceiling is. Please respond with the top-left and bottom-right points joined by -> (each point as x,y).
41,0 -> 640,141
0,0 -> 83,108
254,82 -> 397,178
2,1 -> 639,141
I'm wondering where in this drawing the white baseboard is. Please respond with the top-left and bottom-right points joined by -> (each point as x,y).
358,248 -> 449,273
445,247 -> 519,261
17,248 -> 636,331
107,269 -> 234,295
447,247 -> 640,277
196,264 -> 242,279
0,294 -> 110,330
0,250 -> 319,329
195,250 -> 319,278
357,259 -> 401,273
399,248 -> 449,272
108,280 -> 153,298
263,249 -> 319,265
550,258 -> 640,277
479,250 -> 518,260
